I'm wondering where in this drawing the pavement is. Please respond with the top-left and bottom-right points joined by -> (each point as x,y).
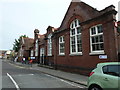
9,60 -> 88,87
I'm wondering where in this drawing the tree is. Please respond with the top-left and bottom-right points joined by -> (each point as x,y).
13,35 -> 28,52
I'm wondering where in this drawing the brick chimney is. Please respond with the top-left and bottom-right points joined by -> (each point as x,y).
34,29 -> 39,40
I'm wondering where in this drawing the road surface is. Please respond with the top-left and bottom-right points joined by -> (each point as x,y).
2,59 -> 86,89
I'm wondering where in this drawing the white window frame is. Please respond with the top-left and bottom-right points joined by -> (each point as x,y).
59,36 -> 65,55
35,39 -> 38,56
70,19 -> 82,55
40,48 -> 45,64
31,50 -> 34,57
47,34 -> 52,56
40,48 -> 44,56
89,24 -> 104,55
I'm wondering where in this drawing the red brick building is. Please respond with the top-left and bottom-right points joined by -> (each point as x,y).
117,21 -> 120,61
34,26 -> 58,65
34,1 -> 119,75
18,37 -> 34,62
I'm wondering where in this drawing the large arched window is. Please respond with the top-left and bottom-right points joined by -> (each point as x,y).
70,19 -> 82,54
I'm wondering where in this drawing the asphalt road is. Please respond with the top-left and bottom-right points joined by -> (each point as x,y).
2,59 -> 85,89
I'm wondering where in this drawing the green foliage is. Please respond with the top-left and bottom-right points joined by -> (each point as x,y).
13,35 -> 28,52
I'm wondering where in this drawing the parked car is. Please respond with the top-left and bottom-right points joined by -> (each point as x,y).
88,62 -> 120,90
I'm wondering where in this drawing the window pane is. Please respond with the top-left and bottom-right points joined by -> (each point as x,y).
60,49 -> 64,53
96,44 -> 99,50
60,42 -> 65,53
103,66 -> 108,73
77,27 -> 81,34
71,23 -> 74,28
97,25 -> 103,33
100,43 -> 104,50
99,35 -> 103,42
71,37 -> 76,44
72,45 -> 76,52
95,36 -> 99,43
77,35 -> 80,43
75,20 -> 77,27
60,43 -> 64,48
92,37 -> 95,43
60,37 -> 62,42
108,65 -> 120,77
63,37 -> 65,41
71,29 -> 75,35
92,44 -> 96,51
77,44 -> 82,52
78,20 -> 80,26
91,27 -> 96,35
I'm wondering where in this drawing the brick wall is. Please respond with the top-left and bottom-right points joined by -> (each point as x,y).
52,1 -> 118,75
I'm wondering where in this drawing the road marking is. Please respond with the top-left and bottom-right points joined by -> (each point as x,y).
7,73 -> 20,90
17,74 -> 34,76
6,62 -> 85,88
45,74 -> 84,88
8,63 -> 25,69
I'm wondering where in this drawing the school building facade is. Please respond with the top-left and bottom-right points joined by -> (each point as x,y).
19,1 -> 120,75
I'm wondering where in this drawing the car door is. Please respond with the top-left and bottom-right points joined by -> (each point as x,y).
101,65 -> 120,90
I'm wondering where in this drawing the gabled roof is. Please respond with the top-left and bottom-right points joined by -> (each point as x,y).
46,26 -> 59,34
22,37 -> 34,50
59,0 -> 117,30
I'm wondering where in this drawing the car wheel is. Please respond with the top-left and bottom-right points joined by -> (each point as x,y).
89,86 -> 102,90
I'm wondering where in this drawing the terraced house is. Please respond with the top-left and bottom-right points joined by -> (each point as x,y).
18,37 -> 34,62
28,1 -> 120,75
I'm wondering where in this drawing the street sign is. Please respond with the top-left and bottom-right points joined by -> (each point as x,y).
99,55 -> 107,59
30,57 -> 35,59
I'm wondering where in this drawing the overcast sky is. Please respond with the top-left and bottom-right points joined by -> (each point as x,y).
0,0 -> 119,50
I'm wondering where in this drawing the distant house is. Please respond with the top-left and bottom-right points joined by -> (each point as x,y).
0,51 -> 3,58
4,50 -> 11,59
0,50 -> 12,59
36,0 -> 119,75
18,37 -> 34,62
0,50 -> 7,59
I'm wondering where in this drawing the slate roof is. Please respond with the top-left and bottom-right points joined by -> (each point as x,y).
22,37 -> 34,50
